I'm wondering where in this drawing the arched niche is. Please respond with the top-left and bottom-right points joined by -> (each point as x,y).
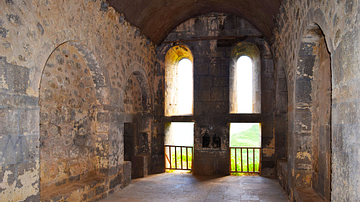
123,70 -> 153,178
124,71 -> 151,114
294,23 -> 331,200
39,41 -> 109,199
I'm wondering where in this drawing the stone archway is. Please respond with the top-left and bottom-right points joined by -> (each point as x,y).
123,70 -> 153,178
294,24 -> 331,200
39,41 -> 110,201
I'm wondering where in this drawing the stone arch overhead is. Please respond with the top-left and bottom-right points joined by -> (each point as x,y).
280,8 -> 333,89
124,65 -> 153,112
32,30 -> 77,94
241,37 -> 273,58
299,8 -> 334,55
38,40 -> 110,104
293,9 -> 333,96
30,29 -> 110,94
159,43 -> 194,62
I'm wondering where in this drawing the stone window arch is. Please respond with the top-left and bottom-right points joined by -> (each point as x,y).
165,45 -> 194,116
230,42 -> 261,114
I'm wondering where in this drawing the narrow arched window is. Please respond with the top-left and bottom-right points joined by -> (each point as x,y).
236,56 -> 253,113
177,58 -> 193,115
230,42 -> 261,114
165,45 -> 193,116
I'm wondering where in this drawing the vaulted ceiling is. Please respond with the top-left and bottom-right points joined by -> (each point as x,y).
107,0 -> 282,44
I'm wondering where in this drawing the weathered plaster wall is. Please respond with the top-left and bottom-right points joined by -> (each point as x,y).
272,0 -> 360,201
0,0 -> 158,201
157,13 -> 277,176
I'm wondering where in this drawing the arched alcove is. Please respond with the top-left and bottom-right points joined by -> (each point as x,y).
124,72 -> 151,114
123,70 -> 153,178
39,41 -> 109,201
294,23 -> 331,200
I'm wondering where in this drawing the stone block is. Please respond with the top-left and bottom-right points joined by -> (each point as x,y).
194,102 -> 203,115
109,173 -> 122,189
19,109 -> 40,135
131,154 -> 150,179
195,64 -> 209,76
199,76 -> 213,90
210,87 -> 224,101
6,63 -> 29,94
213,77 -> 229,87
299,42 -> 317,56
96,87 -> 110,105
195,90 -> 210,102
109,88 -> 121,106
294,112 -> 312,133
209,63 -> 221,76
220,64 -> 229,77
150,154 -> 164,174
123,161 -> 132,186
295,78 -> 312,107
4,109 -> 19,135
96,112 -> 110,132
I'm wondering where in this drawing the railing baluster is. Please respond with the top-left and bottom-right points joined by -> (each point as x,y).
181,147 -> 183,169
235,148 -> 237,172
253,148 -> 255,172
259,148 -> 261,174
240,148 -> 243,172
247,148 -> 249,172
175,147 -> 177,169
186,147 -> 189,170
169,146 -> 172,169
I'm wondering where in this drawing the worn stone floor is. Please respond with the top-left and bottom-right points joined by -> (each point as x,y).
100,172 -> 289,202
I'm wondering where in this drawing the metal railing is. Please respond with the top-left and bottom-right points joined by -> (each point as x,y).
230,147 -> 261,173
165,145 -> 193,170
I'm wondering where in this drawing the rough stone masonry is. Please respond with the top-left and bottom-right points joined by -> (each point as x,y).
1,0 -> 360,201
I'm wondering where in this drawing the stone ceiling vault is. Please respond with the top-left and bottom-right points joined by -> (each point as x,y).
107,0 -> 282,44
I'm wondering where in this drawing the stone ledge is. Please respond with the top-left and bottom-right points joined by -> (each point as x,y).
41,174 -> 107,202
295,187 -> 326,202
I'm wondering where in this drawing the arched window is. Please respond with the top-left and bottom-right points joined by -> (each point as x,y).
236,56 -> 253,113
165,45 -> 193,116
164,45 -> 194,171
230,42 -> 261,114
177,58 -> 193,115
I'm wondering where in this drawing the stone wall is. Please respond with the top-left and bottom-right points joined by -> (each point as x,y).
0,0 -> 158,201
272,0 -> 360,201
156,13 -> 278,176
39,42 -> 98,189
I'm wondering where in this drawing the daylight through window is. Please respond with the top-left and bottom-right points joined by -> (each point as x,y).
237,56 -> 253,113
178,58 -> 193,115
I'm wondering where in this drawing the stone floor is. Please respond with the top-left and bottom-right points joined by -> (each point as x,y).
100,172 -> 289,202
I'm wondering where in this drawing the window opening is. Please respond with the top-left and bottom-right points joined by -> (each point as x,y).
229,123 -> 261,173
236,56 -> 253,113
177,58 -> 193,115
165,45 -> 194,116
164,122 -> 194,171
229,42 -> 261,114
